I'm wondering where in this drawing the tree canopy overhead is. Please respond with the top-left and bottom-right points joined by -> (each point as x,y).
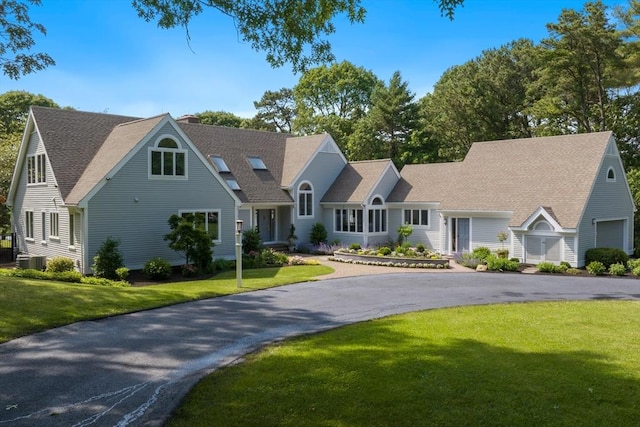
132,0 -> 465,73
0,0 -> 54,79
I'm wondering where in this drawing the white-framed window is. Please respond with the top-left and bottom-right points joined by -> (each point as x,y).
50,212 -> 59,238
368,197 -> 387,233
607,167 -> 616,182
335,208 -> 363,233
25,211 -> 34,239
69,213 -> 75,247
150,136 -> 186,178
404,209 -> 429,226
41,212 -> 46,241
298,182 -> 313,217
27,153 -> 46,184
180,210 -> 221,241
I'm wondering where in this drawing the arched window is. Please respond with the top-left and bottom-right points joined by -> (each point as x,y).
534,221 -> 552,231
607,167 -> 616,182
150,136 -> 186,177
368,197 -> 387,233
298,182 -> 313,217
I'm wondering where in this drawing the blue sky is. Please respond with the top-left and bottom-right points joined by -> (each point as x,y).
0,0 -> 626,118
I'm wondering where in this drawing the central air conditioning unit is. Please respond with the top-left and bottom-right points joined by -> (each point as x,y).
32,255 -> 47,271
16,254 -> 32,269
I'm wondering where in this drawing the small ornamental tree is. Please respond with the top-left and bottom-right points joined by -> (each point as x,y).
92,237 -> 124,279
164,213 -> 214,272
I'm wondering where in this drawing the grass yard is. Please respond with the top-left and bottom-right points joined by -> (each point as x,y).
168,301 -> 640,426
0,264 -> 333,343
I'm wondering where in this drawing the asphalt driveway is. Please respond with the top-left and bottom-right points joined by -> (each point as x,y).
1,272 -> 640,426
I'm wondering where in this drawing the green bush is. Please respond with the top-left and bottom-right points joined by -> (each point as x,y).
632,266 -> 640,276
627,258 -> 640,271
213,258 -> 233,271
585,247 -> 629,268
242,227 -> 263,254
471,247 -> 491,261
115,267 -> 129,281
537,262 -> 557,273
455,252 -> 482,269
496,248 -> 509,259
310,223 -> 328,245
349,243 -> 361,250
377,246 -> 392,256
608,263 -> 627,276
416,243 -> 425,253
143,257 -> 172,280
397,223 -> 413,244
486,255 -> 519,272
7,268 -> 82,283
45,256 -> 75,273
92,237 -> 124,279
586,261 -> 606,276
560,261 -> 571,269
566,268 -> 582,275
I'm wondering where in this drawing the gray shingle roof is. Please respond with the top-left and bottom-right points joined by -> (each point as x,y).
178,122 -> 294,204
281,134 -> 328,187
390,132 -> 613,228
31,106 -> 139,201
66,115 -> 167,204
321,159 -> 394,203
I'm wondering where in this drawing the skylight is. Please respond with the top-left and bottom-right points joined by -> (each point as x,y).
209,155 -> 230,173
247,156 -> 267,170
225,179 -> 241,190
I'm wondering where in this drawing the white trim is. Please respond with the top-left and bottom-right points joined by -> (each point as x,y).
296,181 -> 314,219
148,134 -> 188,179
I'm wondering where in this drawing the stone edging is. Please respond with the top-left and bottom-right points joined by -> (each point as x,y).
330,252 -> 450,269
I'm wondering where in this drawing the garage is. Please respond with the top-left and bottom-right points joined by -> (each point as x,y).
595,220 -> 625,249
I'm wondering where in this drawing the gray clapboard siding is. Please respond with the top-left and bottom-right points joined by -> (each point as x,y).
468,217 -> 510,252
85,126 -> 237,271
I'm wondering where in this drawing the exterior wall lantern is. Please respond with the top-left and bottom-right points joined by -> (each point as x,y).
236,220 -> 243,288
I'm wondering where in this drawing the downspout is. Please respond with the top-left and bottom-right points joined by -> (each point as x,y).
362,203 -> 368,248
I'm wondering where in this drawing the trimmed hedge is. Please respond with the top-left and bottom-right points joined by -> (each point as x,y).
585,248 -> 629,268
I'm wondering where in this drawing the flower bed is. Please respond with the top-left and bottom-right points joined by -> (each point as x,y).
330,252 -> 449,269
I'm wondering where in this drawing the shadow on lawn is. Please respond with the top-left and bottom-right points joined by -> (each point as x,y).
178,315 -> 640,426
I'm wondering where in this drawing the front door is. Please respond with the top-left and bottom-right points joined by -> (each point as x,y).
451,218 -> 470,253
257,209 -> 276,243
526,235 -> 561,263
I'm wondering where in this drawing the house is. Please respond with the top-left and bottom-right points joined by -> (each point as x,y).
7,107 -> 634,272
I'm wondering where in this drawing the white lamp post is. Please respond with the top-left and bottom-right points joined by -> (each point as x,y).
236,220 -> 243,288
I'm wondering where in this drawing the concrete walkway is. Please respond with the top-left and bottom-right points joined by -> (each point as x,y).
1,269 -> 639,426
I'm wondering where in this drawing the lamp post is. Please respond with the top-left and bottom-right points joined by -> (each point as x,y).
235,220 -> 243,288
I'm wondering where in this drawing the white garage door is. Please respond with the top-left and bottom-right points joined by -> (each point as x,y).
596,220 -> 624,249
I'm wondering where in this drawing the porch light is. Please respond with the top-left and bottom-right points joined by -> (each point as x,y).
235,220 -> 243,288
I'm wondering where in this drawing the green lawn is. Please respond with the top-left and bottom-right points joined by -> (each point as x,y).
0,265 -> 333,343
168,301 -> 640,426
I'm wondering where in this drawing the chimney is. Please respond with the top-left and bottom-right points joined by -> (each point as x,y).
176,114 -> 200,124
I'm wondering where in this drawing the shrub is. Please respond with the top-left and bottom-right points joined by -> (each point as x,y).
560,261 -> 571,269
310,223 -> 328,245
632,266 -> 640,276
143,257 -> 172,280
566,268 -> 582,275
627,258 -> 640,271
585,247 -> 629,268
242,227 -> 263,254
486,255 -> 519,272
45,256 -> 75,273
115,267 -> 130,281
349,243 -> 361,250
213,258 -> 233,271
416,243 -> 425,253
496,248 -> 509,259
471,247 -> 491,261
537,262 -> 557,273
92,237 -> 124,279
608,263 -> 627,276
586,261 -> 606,276
378,246 -> 392,256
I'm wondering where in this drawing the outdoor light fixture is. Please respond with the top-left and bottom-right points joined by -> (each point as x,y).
236,220 -> 243,288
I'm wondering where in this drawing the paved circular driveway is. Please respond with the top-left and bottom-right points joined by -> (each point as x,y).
1,269 -> 639,426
